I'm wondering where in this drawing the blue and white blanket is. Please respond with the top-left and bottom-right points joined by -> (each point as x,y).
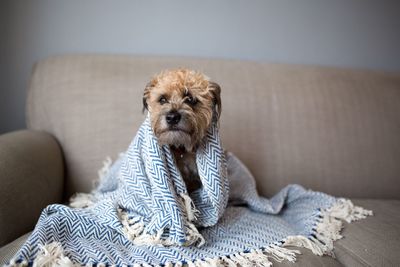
9,116 -> 372,267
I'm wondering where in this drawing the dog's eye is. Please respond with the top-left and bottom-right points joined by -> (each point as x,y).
185,96 -> 197,105
159,96 -> 168,105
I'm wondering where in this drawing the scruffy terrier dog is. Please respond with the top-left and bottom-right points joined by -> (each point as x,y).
142,69 -> 221,193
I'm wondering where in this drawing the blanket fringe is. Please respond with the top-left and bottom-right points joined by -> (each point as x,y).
119,205 -> 205,248
97,156 -> 113,181
119,208 -> 145,241
125,221 -> 205,248
185,222 -> 206,247
264,245 -> 300,262
283,199 -> 373,257
69,193 -> 95,209
7,242 -> 76,267
283,235 -> 325,256
180,193 -> 200,222
327,198 -> 373,223
186,246 -> 298,267
8,245 -> 290,267
32,243 -> 76,267
10,199 -> 372,267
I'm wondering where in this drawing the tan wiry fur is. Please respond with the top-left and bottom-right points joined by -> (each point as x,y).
143,69 -> 221,192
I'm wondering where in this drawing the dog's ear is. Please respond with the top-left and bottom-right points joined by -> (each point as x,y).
142,80 -> 156,113
208,81 -> 222,121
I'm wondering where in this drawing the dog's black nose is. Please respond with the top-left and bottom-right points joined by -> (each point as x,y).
166,112 -> 181,125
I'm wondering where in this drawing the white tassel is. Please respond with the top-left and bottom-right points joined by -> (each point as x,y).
69,193 -> 95,208
316,215 -> 343,241
119,209 -> 145,241
204,257 -> 223,267
240,250 -> 273,267
186,260 -> 196,267
327,199 -> 373,223
193,259 -> 208,267
97,156 -> 113,180
123,219 -> 205,248
264,245 -> 300,263
32,242 -> 76,267
284,235 -> 325,256
185,222 -> 206,247
131,233 -> 163,246
180,193 -> 199,222
228,254 -> 250,267
220,256 -> 237,267
179,193 -> 205,247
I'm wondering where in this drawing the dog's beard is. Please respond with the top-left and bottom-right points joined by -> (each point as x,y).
157,130 -> 193,151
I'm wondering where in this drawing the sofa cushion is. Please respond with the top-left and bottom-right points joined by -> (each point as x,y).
335,199 -> 400,266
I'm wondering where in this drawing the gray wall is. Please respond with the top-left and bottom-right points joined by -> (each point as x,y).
1,0 -> 400,133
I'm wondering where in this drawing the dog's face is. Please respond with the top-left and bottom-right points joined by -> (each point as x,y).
143,69 -> 221,151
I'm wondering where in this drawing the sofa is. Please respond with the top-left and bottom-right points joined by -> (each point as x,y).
0,55 -> 399,266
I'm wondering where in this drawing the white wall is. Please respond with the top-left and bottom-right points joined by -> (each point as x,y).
1,0 -> 400,133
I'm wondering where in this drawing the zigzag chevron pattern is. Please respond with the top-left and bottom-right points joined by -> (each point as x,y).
11,117 -> 342,266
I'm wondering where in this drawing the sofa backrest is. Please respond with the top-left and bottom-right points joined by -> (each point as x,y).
27,55 -> 400,199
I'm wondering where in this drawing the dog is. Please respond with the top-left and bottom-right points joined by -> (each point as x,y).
142,69 -> 221,193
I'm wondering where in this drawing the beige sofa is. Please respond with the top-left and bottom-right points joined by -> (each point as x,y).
1,55 -> 399,266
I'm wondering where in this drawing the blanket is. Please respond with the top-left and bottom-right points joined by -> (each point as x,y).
8,116 -> 372,267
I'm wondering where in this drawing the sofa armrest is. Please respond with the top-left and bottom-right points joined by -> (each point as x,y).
0,130 -> 64,246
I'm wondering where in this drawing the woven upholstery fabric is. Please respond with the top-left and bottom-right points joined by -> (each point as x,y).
335,199 -> 400,266
26,55 -> 400,199
0,130 -> 64,246
0,233 -> 32,266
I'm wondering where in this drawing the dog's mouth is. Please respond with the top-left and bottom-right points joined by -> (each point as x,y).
159,126 -> 191,135
156,126 -> 193,149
